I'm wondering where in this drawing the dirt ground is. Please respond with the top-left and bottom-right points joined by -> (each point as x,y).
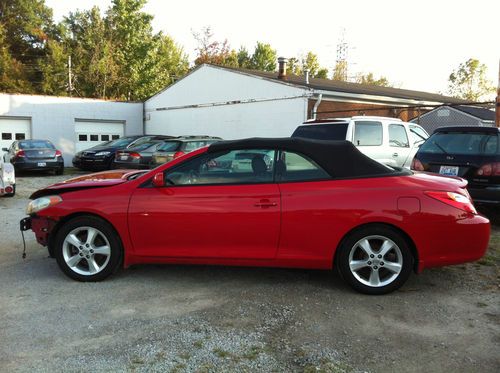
0,172 -> 498,372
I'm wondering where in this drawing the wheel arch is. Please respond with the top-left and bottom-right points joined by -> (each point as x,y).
48,212 -> 124,259
333,222 -> 419,273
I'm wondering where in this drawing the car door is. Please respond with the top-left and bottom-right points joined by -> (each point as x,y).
352,120 -> 390,164
388,123 -> 411,167
128,149 -> 281,259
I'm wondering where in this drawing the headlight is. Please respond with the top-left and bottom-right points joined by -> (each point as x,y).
26,195 -> 63,215
95,151 -> 111,157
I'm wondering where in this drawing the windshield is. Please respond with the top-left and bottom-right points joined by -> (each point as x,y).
19,140 -> 55,149
128,142 -> 159,152
157,141 -> 181,152
292,123 -> 349,141
420,132 -> 499,155
104,137 -> 137,148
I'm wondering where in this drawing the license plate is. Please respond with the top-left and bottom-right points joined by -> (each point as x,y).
37,162 -> 46,167
120,156 -> 128,160
439,165 -> 459,176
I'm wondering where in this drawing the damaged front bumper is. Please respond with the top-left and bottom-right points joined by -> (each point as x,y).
20,216 -> 57,246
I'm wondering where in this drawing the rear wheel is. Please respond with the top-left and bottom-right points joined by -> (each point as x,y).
54,216 -> 122,281
336,225 -> 413,295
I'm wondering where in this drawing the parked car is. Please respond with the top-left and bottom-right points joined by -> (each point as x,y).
150,136 -> 221,167
0,160 -> 15,197
3,139 -> 64,174
113,140 -> 167,169
21,138 -> 489,294
73,135 -> 174,171
292,116 -> 429,168
412,126 -> 499,205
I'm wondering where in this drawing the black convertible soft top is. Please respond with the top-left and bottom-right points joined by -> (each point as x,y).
208,137 -> 396,178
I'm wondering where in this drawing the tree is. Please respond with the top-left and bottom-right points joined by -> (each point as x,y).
193,26 -> 237,67
0,0 -> 60,92
332,61 -> 348,81
355,72 -> 391,87
250,42 -> 276,72
236,47 -> 251,69
448,58 -> 495,101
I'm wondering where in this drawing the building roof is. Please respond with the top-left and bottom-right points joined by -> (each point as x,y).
453,105 -> 495,121
214,65 -> 467,104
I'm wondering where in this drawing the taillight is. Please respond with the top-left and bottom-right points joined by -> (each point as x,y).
55,150 -> 62,157
15,150 -> 25,158
129,152 -> 141,159
476,162 -> 500,176
411,158 -> 424,171
424,191 -> 477,214
173,151 -> 185,159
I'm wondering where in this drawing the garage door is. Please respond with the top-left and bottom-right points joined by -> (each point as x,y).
75,119 -> 125,153
0,117 -> 31,152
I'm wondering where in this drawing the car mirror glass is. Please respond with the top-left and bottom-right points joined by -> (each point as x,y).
152,172 -> 165,187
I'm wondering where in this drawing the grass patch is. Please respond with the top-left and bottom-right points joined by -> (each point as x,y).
213,347 -> 231,358
479,227 -> 500,267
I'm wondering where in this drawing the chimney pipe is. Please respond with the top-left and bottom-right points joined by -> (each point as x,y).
278,57 -> 287,80
304,68 -> 310,84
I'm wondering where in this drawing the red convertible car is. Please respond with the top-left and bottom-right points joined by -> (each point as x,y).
21,138 -> 490,294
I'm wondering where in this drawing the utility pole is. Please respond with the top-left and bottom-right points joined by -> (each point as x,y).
68,55 -> 73,97
496,59 -> 500,127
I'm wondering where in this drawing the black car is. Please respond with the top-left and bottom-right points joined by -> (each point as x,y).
150,136 -> 222,167
72,135 -> 174,171
113,140 -> 167,169
2,139 -> 64,175
412,126 -> 499,205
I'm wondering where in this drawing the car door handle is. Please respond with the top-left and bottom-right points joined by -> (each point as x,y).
254,200 -> 277,208
392,153 -> 398,157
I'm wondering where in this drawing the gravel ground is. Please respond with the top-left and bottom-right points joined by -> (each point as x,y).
0,172 -> 499,373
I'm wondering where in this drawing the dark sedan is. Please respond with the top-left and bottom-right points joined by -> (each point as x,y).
72,135 -> 174,171
3,139 -> 64,174
113,140 -> 165,169
412,126 -> 499,205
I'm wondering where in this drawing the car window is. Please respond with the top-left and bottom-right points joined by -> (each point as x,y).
18,140 -> 55,149
129,142 -> 160,152
157,141 -> 181,152
165,149 -> 275,186
420,132 -> 499,155
409,125 -> 428,144
277,151 -> 330,182
292,123 -> 349,140
184,141 -> 208,152
389,124 -> 409,147
353,121 -> 383,146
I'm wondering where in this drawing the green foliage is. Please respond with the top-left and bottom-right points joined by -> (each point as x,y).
285,52 -> 329,79
250,42 -> 276,71
1,0 -> 188,100
355,72 -> 391,87
193,26 -> 236,67
448,58 -> 495,101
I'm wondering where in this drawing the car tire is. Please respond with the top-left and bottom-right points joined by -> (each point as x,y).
336,225 -> 413,295
54,216 -> 123,281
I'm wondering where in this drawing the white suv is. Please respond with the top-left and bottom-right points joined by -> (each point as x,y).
292,116 -> 429,168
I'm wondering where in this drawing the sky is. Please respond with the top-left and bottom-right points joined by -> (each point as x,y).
46,0 -> 499,96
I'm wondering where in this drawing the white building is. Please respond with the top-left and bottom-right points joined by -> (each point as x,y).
0,94 -> 143,166
1,62 -> 467,167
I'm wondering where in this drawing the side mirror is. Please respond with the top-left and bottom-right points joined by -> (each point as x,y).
152,172 -> 165,187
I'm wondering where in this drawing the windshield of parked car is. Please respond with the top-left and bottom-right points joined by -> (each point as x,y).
292,123 -> 349,141
104,137 -> 137,148
19,140 -> 55,149
156,141 -> 181,152
420,132 -> 499,155
128,142 -> 160,152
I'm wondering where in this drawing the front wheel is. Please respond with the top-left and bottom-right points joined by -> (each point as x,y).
336,225 -> 413,295
54,216 -> 123,281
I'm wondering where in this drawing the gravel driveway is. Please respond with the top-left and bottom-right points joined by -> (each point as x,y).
0,172 -> 499,372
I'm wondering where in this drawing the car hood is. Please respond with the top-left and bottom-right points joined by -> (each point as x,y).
30,169 -> 146,199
